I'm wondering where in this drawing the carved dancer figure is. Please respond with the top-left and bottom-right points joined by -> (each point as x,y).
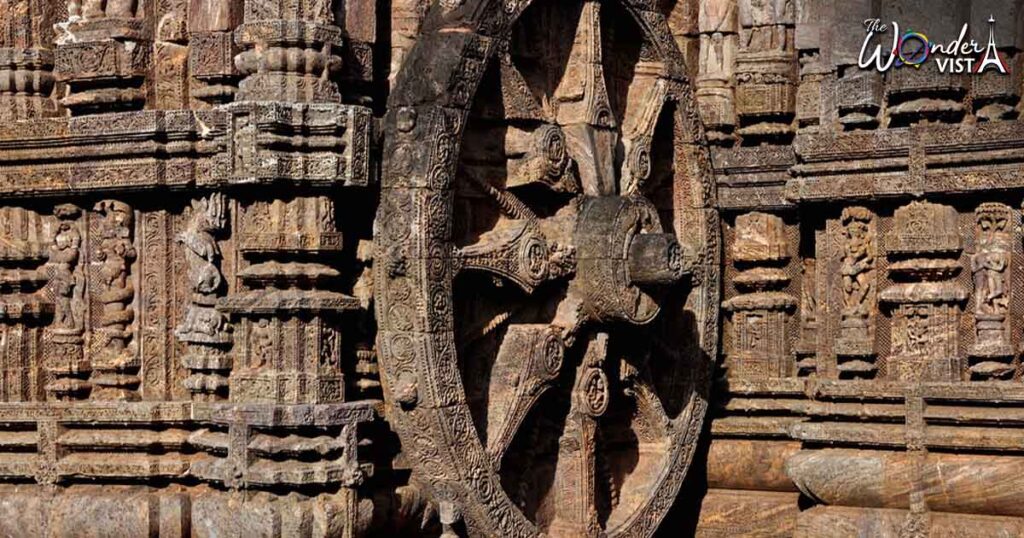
973,251 -> 1008,314
48,206 -> 84,333
973,206 -> 1010,315
841,211 -> 874,318
970,203 -> 1014,367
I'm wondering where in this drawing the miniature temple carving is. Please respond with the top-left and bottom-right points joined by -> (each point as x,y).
881,201 -> 966,382
56,0 -> 151,114
723,212 -> 796,378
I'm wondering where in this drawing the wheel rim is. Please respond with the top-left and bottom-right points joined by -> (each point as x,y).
376,1 -> 719,535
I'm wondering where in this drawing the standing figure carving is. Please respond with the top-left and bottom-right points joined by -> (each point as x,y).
973,207 -> 1010,316
970,203 -> 1014,376
91,200 -> 139,400
45,204 -> 89,400
840,209 -> 874,321
837,207 -> 876,359
49,205 -> 85,335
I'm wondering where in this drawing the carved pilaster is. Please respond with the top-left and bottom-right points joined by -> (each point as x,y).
723,212 -> 796,378
176,193 -> 232,400
337,0 -> 376,105
734,0 -> 797,143
835,206 -> 877,376
188,0 -> 241,107
881,201 -> 966,382
882,0 -> 968,126
832,0 -> 881,130
0,0 -> 58,120
44,204 -> 88,400
793,0 -> 829,131
218,195 -> 357,404
89,200 -> 139,401
351,239 -> 380,398
969,203 -> 1015,379
971,5 -> 1021,122
794,257 -> 818,376
54,1 -> 151,115
153,0 -> 189,109
696,0 -> 738,145
0,206 -> 51,401
233,0 -> 343,103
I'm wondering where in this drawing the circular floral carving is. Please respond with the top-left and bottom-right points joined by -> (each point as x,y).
581,368 -> 609,417
387,303 -> 415,331
541,331 -> 563,377
389,333 -> 416,367
521,236 -> 548,282
629,142 -> 652,184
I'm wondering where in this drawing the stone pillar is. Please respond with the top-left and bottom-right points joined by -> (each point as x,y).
723,212 -> 796,378
219,195 -> 356,403
0,0 -> 59,120
213,0 -> 366,404
188,0 -> 241,107
233,0 -> 343,103
735,0 -> 797,143
696,0 -> 738,145
54,0 -> 151,115
881,202 -> 966,382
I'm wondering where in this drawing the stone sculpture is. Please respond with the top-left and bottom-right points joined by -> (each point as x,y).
0,0 -> 1020,536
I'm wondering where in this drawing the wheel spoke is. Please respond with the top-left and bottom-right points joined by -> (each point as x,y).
548,332 -> 609,537
485,324 -> 565,462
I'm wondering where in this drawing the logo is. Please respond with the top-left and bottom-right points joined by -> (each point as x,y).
859,16 -> 1008,75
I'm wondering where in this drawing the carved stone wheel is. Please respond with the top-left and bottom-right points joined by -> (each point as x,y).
376,0 -> 719,536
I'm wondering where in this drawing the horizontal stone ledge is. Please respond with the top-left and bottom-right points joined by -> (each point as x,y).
707,439 -> 801,492
695,488 -> 799,537
0,103 -> 374,197
795,505 -> 1024,538
0,400 -> 381,426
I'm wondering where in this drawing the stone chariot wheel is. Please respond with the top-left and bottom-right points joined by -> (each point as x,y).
376,0 -> 719,536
